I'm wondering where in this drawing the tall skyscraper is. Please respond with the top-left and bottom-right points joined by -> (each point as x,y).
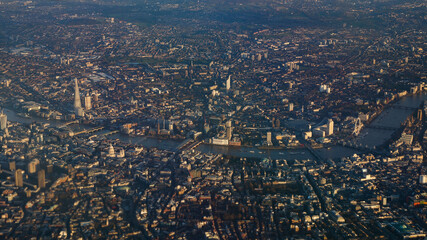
74,78 -> 84,117
226,75 -> 231,91
85,94 -> 92,110
267,132 -> 272,145
327,119 -> 334,136
0,110 -> 7,130
74,78 -> 82,109
15,169 -> 24,187
38,170 -> 46,189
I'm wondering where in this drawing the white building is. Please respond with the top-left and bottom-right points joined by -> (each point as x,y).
226,75 -> 231,91
0,110 -> 7,130
85,94 -> 92,110
319,84 -> 331,93
267,132 -> 272,145
211,138 -> 229,146
420,175 -> 427,184
327,119 -> 334,136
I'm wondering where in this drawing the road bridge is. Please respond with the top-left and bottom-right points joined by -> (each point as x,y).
100,130 -> 119,137
58,120 -> 79,128
177,139 -> 203,151
365,125 -> 398,131
305,145 -> 325,163
71,126 -> 104,136
390,105 -> 418,111
177,139 -> 193,150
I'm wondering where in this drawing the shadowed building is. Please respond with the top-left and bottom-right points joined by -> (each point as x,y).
15,169 -> 24,187
38,170 -> 46,189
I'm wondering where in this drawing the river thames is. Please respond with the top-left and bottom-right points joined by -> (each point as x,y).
4,92 -> 427,161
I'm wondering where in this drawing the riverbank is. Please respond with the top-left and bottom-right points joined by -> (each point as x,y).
353,92 -> 427,148
2,90 -> 427,160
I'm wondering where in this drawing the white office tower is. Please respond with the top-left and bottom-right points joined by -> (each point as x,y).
327,119 -> 334,136
0,110 -> 7,130
267,132 -> 272,145
420,175 -> 427,184
85,94 -> 92,110
226,75 -> 231,91
73,78 -> 84,117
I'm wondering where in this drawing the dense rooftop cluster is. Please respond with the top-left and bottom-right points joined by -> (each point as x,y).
0,0 -> 425,239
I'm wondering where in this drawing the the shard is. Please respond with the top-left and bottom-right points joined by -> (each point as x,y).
74,78 -> 84,117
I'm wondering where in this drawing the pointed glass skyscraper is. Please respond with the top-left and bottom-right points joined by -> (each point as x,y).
74,78 -> 84,117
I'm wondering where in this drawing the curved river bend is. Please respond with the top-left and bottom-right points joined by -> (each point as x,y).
5,92 -> 426,161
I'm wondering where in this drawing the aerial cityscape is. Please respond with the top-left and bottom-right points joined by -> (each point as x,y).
0,0 -> 426,239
